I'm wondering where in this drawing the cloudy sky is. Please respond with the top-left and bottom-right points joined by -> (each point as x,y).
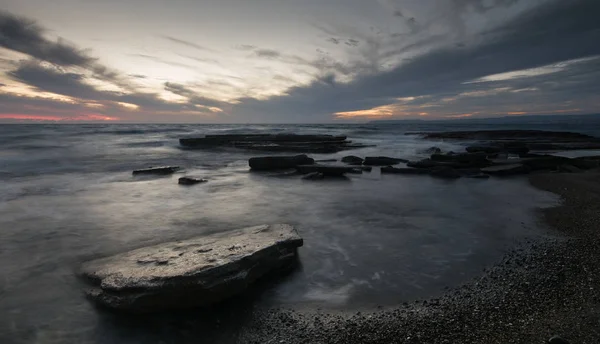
1,0 -> 599,123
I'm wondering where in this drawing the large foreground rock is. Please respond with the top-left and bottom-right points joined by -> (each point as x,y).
249,155 -> 314,170
80,224 -> 303,313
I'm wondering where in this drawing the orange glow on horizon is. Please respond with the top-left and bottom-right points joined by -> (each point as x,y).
446,113 -> 473,118
335,105 -> 396,119
0,114 -> 120,121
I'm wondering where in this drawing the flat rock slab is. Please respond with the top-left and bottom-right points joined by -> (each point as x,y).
80,224 -> 303,313
132,166 -> 180,175
178,177 -> 207,185
180,134 -> 374,153
249,155 -> 314,170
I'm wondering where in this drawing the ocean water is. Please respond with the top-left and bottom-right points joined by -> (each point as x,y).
0,122 -> 590,343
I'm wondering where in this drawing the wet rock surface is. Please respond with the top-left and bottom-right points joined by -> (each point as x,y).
80,224 -> 303,313
179,134 -> 373,153
341,155 -> 364,165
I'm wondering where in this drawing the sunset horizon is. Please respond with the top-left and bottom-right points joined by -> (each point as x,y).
2,0 -> 599,123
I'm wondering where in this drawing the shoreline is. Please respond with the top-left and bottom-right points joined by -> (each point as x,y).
238,171 -> 600,343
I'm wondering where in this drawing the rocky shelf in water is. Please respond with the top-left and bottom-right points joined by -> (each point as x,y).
179,134 -> 374,153
79,224 -> 303,313
407,130 -> 600,151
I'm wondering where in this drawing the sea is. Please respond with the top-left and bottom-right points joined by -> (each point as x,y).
1,120 -> 598,343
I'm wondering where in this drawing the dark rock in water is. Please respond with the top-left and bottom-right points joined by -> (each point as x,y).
548,335 -> 570,344
465,145 -> 502,154
80,224 -> 303,313
178,177 -> 207,185
341,155 -> 364,165
347,168 -> 363,174
302,172 -> 324,180
315,159 -> 337,163
249,155 -> 314,171
381,166 -> 430,175
558,164 -> 582,173
133,166 -> 180,175
481,164 -> 530,176
430,152 -> 489,167
571,157 -> 600,169
420,130 -> 596,141
502,141 -> 530,154
363,156 -> 409,166
423,146 -> 442,154
430,166 -> 461,179
408,159 -> 451,169
359,166 -> 372,172
465,173 -> 490,179
296,164 -> 355,176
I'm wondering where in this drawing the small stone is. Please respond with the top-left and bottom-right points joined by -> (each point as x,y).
548,335 -> 570,344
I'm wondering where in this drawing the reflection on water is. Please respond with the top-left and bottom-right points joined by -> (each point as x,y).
0,124 -> 561,343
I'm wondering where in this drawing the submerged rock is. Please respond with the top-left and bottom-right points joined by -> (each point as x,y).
363,156 -> 409,166
249,155 -> 314,171
381,166 -> 430,175
481,164 -> 530,176
423,146 -> 442,154
341,155 -> 364,165
295,164 -> 355,176
80,224 -> 303,313
178,177 -> 207,185
465,145 -> 502,154
302,172 -> 324,180
430,166 -> 461,179
132,166 -> 180,175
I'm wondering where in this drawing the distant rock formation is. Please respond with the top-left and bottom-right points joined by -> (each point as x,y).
180,134 -> 374,153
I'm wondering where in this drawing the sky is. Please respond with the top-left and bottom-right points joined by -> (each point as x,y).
0,0 -> 599,123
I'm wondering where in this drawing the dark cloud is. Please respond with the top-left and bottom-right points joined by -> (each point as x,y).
345,39 -> 360,47
160,35 -> 214,52
6,60 -> 224,113
326,37 -> 340,45
8,61 -> 109,100
230,0 -> 600,121
235,44 -> 257,51
0,11 -> 94,67
128,74 -> 147,79
179,54 -> 219,64
164,82 -> 227,108
254,49 -> 281,59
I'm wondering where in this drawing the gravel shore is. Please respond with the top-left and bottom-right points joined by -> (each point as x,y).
237,171 -> 600,344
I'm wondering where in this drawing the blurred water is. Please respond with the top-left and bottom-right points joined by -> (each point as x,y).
0,122 -> 583,343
